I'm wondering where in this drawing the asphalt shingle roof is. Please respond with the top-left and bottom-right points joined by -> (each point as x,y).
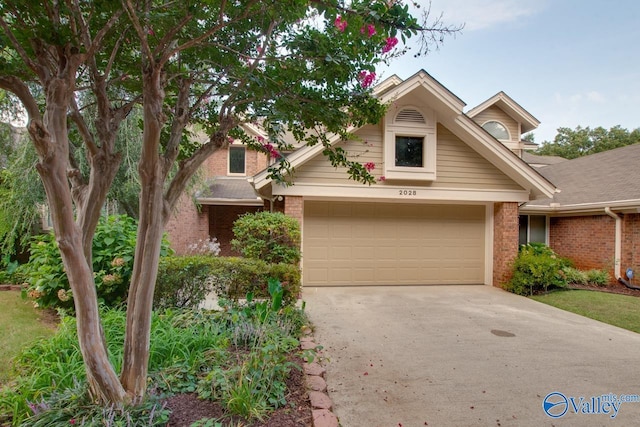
526,143 -> 640,206
198,177 -> 259,201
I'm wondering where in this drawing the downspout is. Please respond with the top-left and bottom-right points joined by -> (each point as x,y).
604,207 -> 622,280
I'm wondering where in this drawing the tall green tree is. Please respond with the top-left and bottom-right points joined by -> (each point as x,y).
537,125 -> 640,159
0,0 -> 458,406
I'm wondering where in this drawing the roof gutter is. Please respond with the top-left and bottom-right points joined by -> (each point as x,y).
604,207 -> 622,280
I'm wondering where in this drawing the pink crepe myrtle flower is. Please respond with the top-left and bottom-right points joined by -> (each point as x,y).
263,142 -> 281,159
334,15 -> 347,32
377,175 -> 386,182
382,36 -> 398,53
360,23 -> 376,38
358,71 -> 376,88
364,162 -> 375,172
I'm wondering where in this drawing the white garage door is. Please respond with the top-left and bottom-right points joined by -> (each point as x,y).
303,201 -> 485,286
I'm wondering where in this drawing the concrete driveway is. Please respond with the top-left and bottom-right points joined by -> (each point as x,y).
302,285 -> 640,427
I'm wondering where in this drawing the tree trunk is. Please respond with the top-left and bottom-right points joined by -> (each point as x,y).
119,65 -> 166,402
32,77 -> 127,405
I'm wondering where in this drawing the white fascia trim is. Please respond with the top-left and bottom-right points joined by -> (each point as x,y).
485,204 -> 494,286
273,182 -> 531,203
467,92 -> 540,130
373,74 -> 403,95
453,116 -> 556,199
379,71 -> 465,115
521,199 -> 640,215
196,198 -> 264,206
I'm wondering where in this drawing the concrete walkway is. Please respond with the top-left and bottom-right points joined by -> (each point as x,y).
302,285 -> 640,427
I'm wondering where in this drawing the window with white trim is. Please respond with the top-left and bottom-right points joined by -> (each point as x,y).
228,145 -> 246,175
482,121 -> 510,141
384,106 -> 436,181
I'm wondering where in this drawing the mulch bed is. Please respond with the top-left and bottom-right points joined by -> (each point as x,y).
163,356 -> 313,426
567,282 -> 640,297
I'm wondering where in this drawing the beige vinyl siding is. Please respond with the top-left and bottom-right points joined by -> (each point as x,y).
292,123 -> 523,192
433,125 -> 522,190
293,124 -> 383,183
472,106 -> 519,141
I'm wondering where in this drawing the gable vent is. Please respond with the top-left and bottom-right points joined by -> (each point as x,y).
395,108 -> 425,124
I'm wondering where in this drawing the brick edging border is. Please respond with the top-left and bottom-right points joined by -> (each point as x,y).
300,329 -> 339,427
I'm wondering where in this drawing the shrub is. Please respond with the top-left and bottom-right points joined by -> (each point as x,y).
0,254 -> 23,285
561,267 -> 610,287
562,267 -> 588,285
154,255 -> 301,310
231,211 -> 301,264
504,243 -> 571,296
585,269 -> 611,286
23,215 -> 171,310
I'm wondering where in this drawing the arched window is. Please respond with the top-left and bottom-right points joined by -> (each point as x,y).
482,121 -> 510,140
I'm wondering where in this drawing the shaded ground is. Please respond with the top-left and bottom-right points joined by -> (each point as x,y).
163,357 -> 312,426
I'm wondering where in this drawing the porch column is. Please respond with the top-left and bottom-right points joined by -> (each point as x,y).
284,196 -> 304,229
493,202 -> 519,286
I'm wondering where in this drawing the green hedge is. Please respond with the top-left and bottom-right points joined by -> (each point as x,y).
154,255 -> 301,310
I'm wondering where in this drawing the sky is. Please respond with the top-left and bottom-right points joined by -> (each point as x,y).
378,0 -> 640,144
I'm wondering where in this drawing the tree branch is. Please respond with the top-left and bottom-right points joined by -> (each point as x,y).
162,76 -> 192,173
0,17 -> 44,80
69,97 -> 99,157
163,114 -> 238,216
122,0 -> 154,68
0,77 -> 41,122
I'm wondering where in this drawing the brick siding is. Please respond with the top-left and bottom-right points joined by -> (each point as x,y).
549,213 -> 640,282
493,202 -> 519,286
622,214 -> 640,277
549,215 -> 615,277
164,195 -> 209,254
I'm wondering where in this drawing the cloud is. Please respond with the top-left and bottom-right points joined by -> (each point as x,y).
553,91 -> 607,106
429,0 -> 545,31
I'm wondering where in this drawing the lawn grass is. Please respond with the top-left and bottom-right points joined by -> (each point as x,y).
0,291 -> 56,384
531,289 -> 640,333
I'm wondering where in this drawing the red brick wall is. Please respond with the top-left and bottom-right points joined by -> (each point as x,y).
549,213 -> 640,282
165,195 -> 209,254
284,196 -> 303,226
622,214 -> 640,277
549,215 -> 615,276
493,202 -> 519,286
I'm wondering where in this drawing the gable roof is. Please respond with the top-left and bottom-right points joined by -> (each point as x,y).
467,91 -> 540,134
522,143 -> 640,214
251,70 -> 555,200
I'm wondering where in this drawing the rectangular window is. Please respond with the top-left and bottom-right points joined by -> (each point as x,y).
519,214 -> 547,245
228,146 -> 246,175
395,136 -> 423,167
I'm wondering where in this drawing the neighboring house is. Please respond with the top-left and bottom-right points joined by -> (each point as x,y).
165,124 -> 271,256
169,70 -> 571,287
520,144 -> 640,283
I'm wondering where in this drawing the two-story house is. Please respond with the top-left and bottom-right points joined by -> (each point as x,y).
166,70 -> 557,287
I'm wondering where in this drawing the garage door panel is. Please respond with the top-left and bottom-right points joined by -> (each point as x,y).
304,201 -> 485,286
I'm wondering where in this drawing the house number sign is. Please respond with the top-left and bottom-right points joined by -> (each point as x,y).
398,189 -> 417,196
